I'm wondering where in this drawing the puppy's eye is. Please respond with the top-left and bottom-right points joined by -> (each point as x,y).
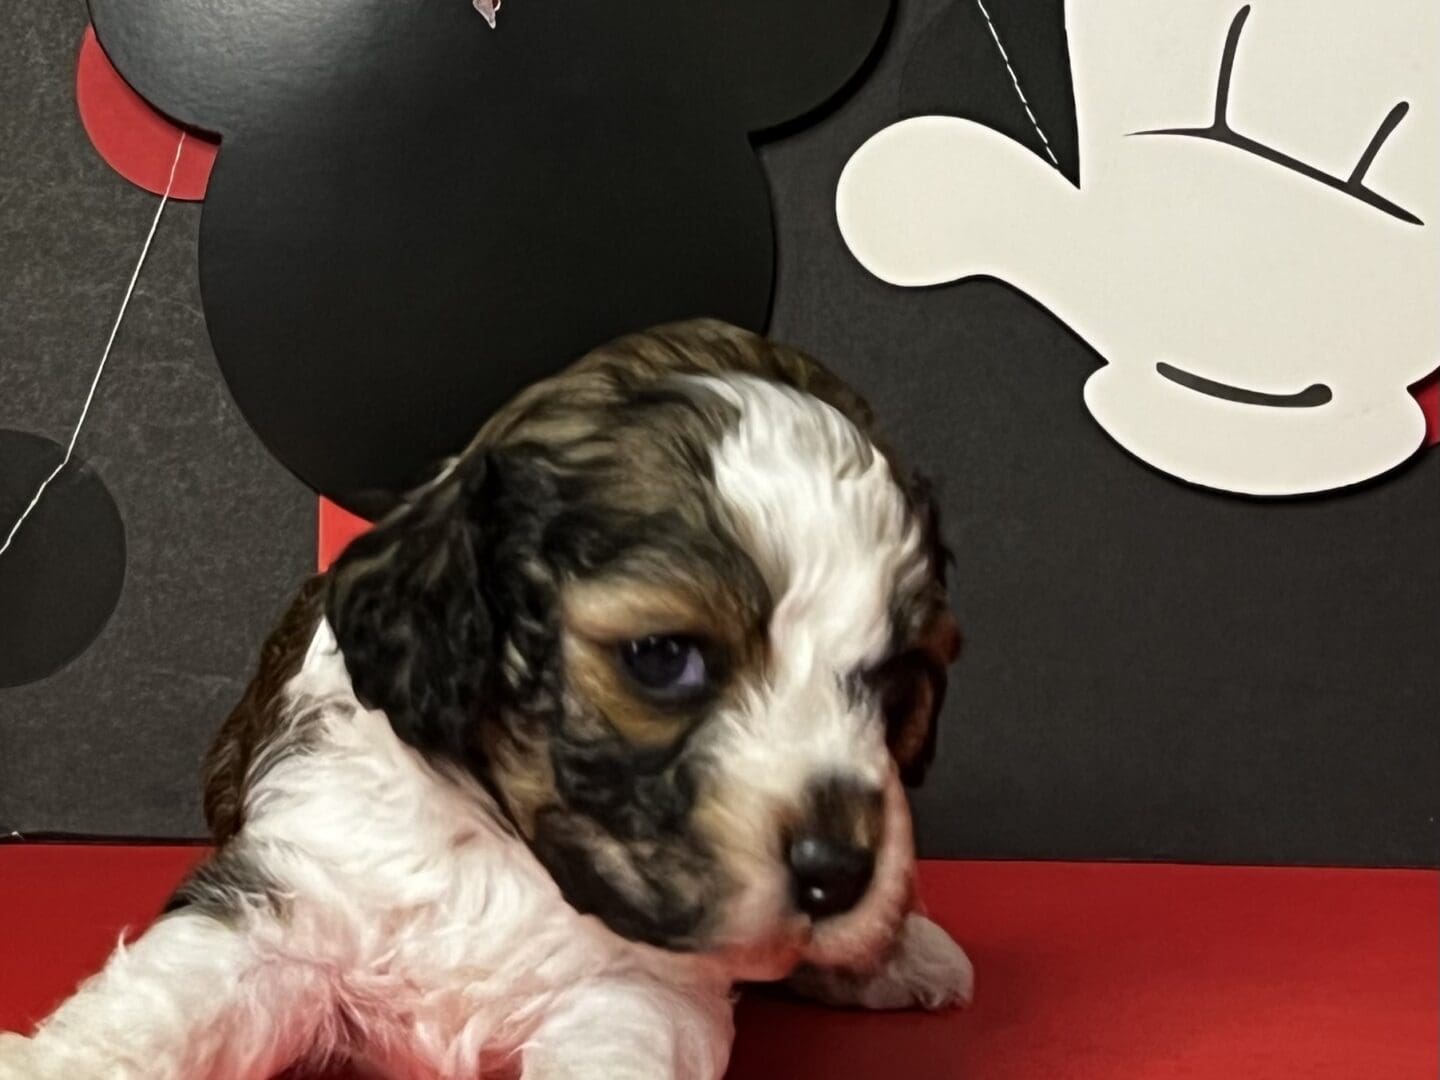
618,635 -> 710,700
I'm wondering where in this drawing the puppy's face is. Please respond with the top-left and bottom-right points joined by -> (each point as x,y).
328,321 -> 957,978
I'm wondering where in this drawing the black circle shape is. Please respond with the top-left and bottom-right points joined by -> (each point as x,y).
0,430 -> 126,689
87,0 -> 892,515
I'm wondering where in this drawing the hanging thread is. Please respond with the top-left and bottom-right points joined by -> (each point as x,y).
473,0 -> 501,29
0,132 -> 186,562
973,0 -> 1062,168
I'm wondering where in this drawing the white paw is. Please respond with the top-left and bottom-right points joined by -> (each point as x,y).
886,912 -> 975,1009
787,913 -> 974,1011
524,1055 -> 677,1080
0,1033 -> 36,1080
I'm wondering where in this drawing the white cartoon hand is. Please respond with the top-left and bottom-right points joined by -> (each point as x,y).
838,0 -> 1438,495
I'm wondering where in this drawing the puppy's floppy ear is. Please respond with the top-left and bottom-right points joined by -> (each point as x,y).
883,610 -> 960,788
887,473 -> 960,787
325,456 -> 498,756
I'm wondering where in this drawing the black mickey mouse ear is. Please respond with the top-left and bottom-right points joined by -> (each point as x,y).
87,0 -> 306,135
686,0 -> 891,133
91,0 -> 894,139
0,430 -> 126,689
87,0 -> 894,515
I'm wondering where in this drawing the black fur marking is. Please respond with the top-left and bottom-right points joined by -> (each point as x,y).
877,649 -> 950,789
326,455 -> 504,761
906,470 -> 955,589
531,808 -> 712,949
902,678 -> 945,787
162,846 -> 281,921
890,469 -> 956,788
550,739 -> 700,841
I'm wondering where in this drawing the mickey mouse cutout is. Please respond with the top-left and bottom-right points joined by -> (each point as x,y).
87,0 -> 891,514
838,1 -> 1438,496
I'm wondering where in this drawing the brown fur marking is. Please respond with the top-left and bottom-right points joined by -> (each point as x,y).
203,575 -> 327,843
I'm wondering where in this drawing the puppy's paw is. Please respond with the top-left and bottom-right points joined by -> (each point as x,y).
524,1057 -> 673,1080
0,1033 -> 36,1080
787,913 -> 974,1011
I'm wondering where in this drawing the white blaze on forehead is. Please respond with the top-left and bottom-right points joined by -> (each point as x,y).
697,374 -> 927,678
688,374 -> 927,956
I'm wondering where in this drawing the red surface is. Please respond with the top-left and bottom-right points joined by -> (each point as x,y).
75,25 -> 217,200
2,846 -> 1434,1079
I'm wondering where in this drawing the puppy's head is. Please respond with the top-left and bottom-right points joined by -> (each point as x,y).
326,319 -> 958,977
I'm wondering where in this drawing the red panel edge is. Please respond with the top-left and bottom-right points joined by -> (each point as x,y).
1412,370 -> 1440,447
75,24 -> 218,200
317,498 -> 374,572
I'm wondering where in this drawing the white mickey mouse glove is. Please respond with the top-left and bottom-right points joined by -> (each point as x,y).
838,0 -> 1438,495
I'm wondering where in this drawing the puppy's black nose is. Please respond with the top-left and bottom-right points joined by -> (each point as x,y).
788,836 -> 874,919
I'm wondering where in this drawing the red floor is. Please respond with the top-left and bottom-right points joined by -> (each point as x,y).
1,846 -> 1434,1079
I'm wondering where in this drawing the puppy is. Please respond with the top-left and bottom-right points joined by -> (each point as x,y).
0,320 -> 972,1079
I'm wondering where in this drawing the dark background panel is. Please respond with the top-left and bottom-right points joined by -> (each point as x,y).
0,0 -> 313,839
763,0 -> 1439,866
87,0 -> 892,515
1,0 -> 1435,866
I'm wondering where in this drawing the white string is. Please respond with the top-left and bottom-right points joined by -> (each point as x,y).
0,132 -> 186,561
973,0 -> 1062,168
473,0 -> 501,29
